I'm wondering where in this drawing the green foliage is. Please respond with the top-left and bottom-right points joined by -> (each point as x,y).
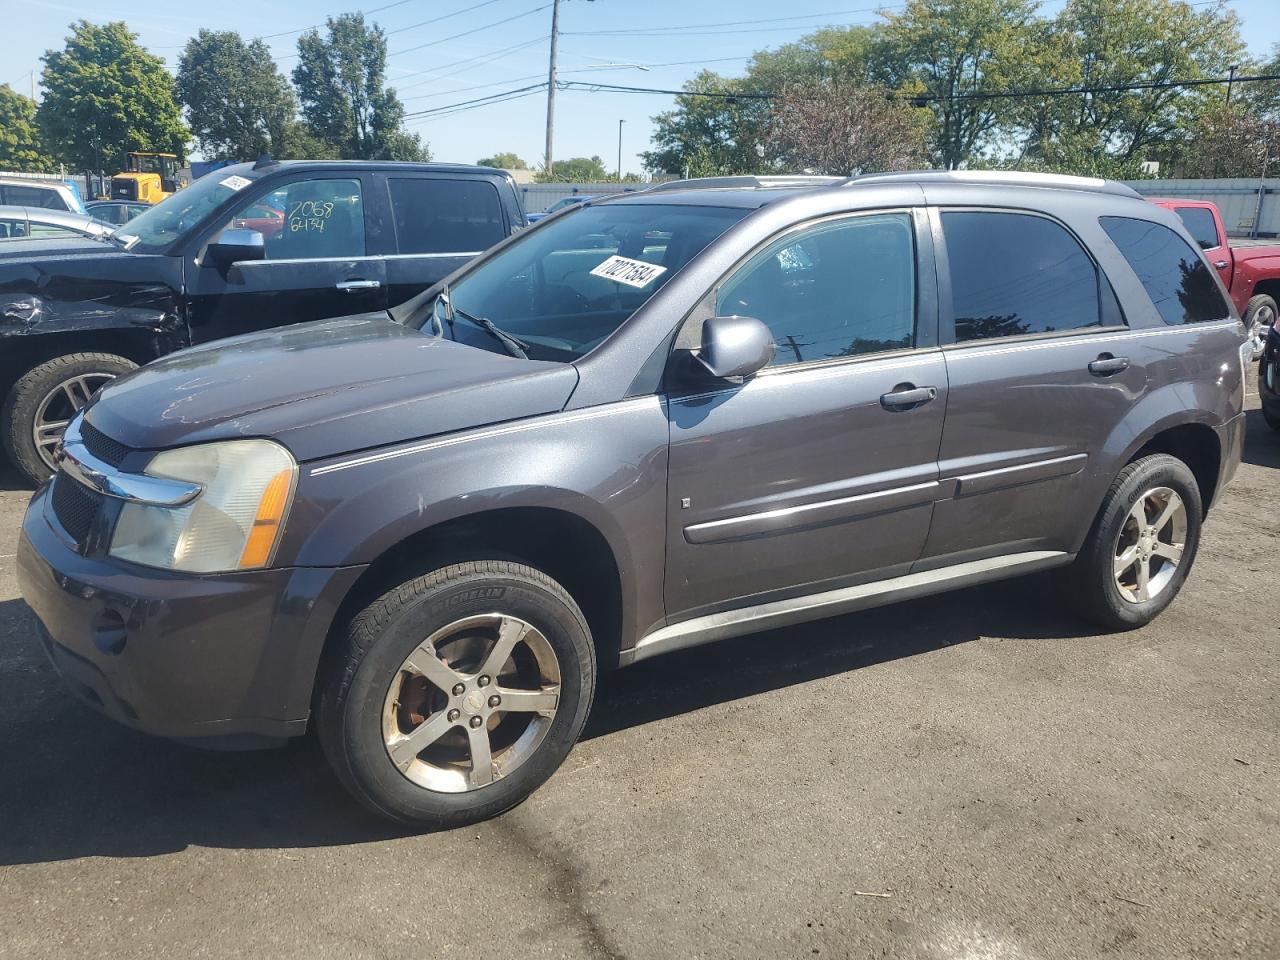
537,155 -> 609,182
645,0 -> 1251,178
292,14 -> 430,161
477,152 -> 529,169
0,85 -> 54,172
1175,105 -> 1279,178
177,30 -> 299,162
642,72 -> 768,176
37,21 -> 187,172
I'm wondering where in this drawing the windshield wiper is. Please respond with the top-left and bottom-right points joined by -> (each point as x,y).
442,292 -> 530,360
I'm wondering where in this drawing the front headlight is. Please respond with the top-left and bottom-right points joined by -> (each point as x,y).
109,439 -> 297,573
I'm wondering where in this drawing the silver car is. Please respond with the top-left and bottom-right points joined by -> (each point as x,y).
0,206 -> 114,242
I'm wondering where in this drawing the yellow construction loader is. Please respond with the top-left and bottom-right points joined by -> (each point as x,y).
110,152 -> 185,203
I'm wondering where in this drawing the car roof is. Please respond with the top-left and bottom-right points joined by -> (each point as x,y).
0,205 -> 104,228
1147,197 -> 1214,207
606,169 -> 1143,211
0,177 -> 67,190
213,159 -> 512,179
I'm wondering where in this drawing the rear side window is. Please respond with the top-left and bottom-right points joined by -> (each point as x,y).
1174,207 -> 1220,250
943,211 -> 1105,342
1100,216 -> 1230,325
2,184 -> 65,210
388,178 -> 506,255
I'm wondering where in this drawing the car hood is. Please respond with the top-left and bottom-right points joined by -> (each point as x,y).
84,315 -> 581,461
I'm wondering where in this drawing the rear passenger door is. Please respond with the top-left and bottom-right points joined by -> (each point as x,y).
920,208 -> 1142,569
376,175 -> 511,307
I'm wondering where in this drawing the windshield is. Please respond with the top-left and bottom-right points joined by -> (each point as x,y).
116,169 -> 261,253
430,202 -> 749,361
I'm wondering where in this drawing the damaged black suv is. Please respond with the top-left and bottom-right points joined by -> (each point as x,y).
0,159 -> 525,485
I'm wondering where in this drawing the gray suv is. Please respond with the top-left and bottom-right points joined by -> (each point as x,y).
18,172 -> 1248,828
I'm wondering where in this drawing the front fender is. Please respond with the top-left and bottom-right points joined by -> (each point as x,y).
282,396 -> 671,643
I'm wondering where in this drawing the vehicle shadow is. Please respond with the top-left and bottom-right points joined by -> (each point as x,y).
1242,407 -> 1280,468
0,465 -> 32,494
0,572 -> 1091,865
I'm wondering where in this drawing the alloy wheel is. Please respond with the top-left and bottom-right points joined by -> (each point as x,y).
381,613 -> 562,793
1113,486 -> 1187,604
32,372 -> 116,470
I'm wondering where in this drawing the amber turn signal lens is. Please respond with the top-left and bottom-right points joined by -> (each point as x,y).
238,468 -> 295,569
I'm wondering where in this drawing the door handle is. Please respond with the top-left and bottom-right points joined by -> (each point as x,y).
1214,260 -> 1229,269
336,279 -> 381,292
1088,355 -> 1130,376
880,385 -> 938,410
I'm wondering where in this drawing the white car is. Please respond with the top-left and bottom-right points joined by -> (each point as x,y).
0,206 -> 114,242
0,177 -> 85,214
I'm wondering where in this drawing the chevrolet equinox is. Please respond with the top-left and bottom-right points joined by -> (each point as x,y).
18,171 -> 1249,828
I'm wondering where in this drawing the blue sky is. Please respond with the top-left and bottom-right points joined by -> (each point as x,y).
4,0 -> 1279,174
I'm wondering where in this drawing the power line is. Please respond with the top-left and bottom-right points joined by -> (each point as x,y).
153,0 -> 418,47
383,0 -> 513,36
563,5 -> 899,36
392,35 -> 550,92
389,3 -> 551,58
403,81 -> 549,119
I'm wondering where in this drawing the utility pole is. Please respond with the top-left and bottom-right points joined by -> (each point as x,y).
1226,64 -> 1240,105
544,0 -> 562,179
617,119 -> 625,182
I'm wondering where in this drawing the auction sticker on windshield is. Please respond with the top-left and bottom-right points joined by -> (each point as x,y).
219,175 -> 253,192
589,255 -> 668,289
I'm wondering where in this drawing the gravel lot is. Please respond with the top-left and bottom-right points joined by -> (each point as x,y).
0,400 -> 1276,960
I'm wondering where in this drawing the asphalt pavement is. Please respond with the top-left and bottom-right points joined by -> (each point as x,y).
0,405 -> 1276,960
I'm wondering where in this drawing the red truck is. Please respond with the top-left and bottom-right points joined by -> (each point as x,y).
1150,198 -> 1280,355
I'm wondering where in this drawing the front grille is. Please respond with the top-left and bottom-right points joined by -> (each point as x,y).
79,419 -> 129,467
51,473 -> 103,546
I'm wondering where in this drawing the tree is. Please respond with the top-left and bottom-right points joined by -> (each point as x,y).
292,13 -> 429,161
765,82 -> 929,174
642,72 -> 766,176
0,85 -> 54,171
37,20 -> 187,173
477,152 -> 528,169
537,155 -> 609,182
1041,0 -> 1245,166
879,0 -> 1043,169
1177,105 -> 1280,179
177,30 -> 299,161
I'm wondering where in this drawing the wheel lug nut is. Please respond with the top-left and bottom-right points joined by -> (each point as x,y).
447,708 -> 460,722
488,695 -> 501,708
469,715 -> 483,728
478,675 -> 491,688
452,683 -> 465,696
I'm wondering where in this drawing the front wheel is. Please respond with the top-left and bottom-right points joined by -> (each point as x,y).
2,352 -> 137,485
317,561 -> 596,828
1070,454 -> 1203,631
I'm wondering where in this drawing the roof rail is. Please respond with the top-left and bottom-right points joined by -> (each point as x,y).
844,169 -> 1143,199
643,175 -> 843,193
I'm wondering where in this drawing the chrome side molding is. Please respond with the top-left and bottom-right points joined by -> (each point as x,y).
58,416 -> 202,507
623,550 -> 1071,665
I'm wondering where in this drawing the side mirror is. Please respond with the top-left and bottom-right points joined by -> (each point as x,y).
206,228 -> 264,268
695,315 -> 775,380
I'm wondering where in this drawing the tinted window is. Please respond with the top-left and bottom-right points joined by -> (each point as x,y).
1173,207 -> 1220,250
220,178 -> 364,260
1,184 -> 64,210
943,211 -> 1103,342
389,178 -> 505,254
717,214 -> 915,366
439,203 -> 748,361
1100,216 -> 1230,325
0,217 -> 27,239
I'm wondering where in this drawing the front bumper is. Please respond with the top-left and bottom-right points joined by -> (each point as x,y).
17,482 -> 366,747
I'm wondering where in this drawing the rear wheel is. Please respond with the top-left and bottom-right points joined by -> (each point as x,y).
1244,294 -> 1276,359
1070,454 -> 1202,631
2,352 -> 137,485
317,560 -> 596,828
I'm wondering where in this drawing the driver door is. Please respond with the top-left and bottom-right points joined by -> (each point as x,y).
185,173 -> 387,343
663,210 -> 947,623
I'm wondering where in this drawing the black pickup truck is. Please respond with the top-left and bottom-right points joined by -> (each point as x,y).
0,159 -> 525,484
